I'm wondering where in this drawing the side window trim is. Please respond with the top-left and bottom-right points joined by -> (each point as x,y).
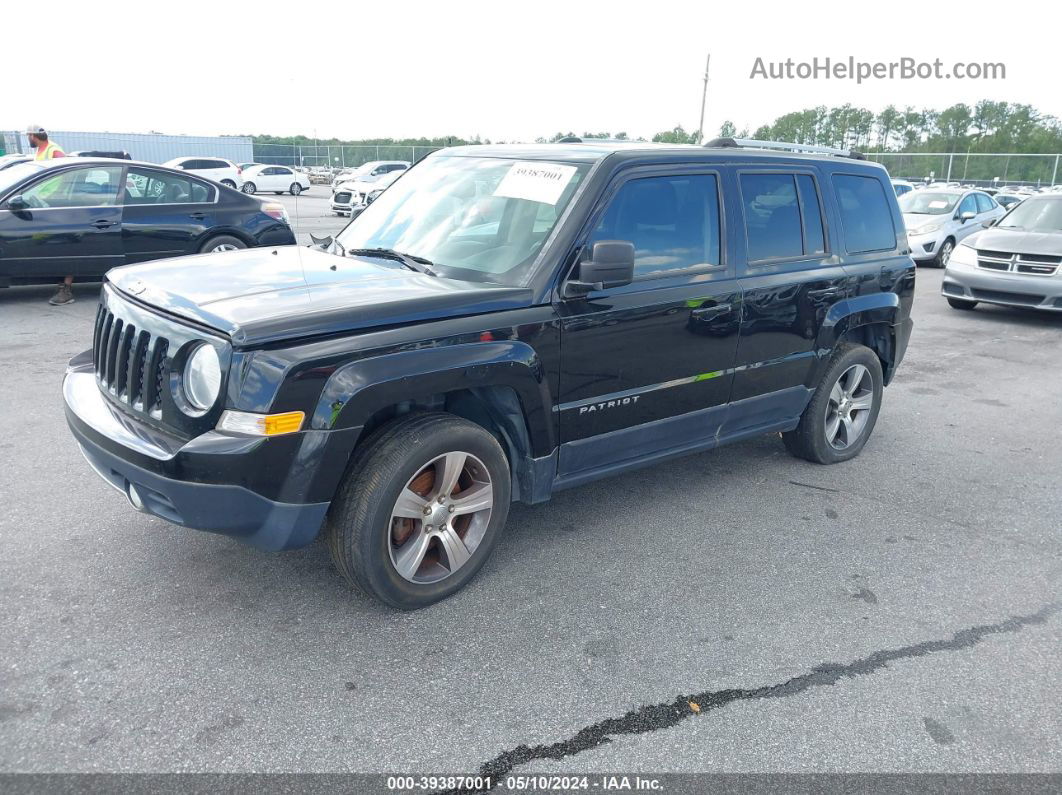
570,165 -> 729,287
738,168 -> 830,267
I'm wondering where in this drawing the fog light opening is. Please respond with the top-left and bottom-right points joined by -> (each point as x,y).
127,483 -> 146,512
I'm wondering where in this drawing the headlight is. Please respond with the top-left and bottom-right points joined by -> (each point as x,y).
910,222 -> 943,236
183,344 -> 221,411
948,243 -> 977,268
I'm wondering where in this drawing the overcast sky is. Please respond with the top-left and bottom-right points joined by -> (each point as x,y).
5,0 -> 1057,142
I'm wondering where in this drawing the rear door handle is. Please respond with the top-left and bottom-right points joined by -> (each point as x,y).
91,219 -> 115,229
808,286 -> 845,299
189,212 -> 206,220
691,303 -> 732,319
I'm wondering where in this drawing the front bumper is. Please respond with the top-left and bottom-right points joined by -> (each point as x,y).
942,259 -> 1062,312
63,352 -> 341,551
907,230 -> 944,261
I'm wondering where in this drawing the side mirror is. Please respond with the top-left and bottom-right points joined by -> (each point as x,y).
563,240 -> 635,298
6,195 -> 29,211
960,211 -> 976,223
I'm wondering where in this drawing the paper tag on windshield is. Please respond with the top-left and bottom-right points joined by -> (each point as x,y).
929,200 -> 948,209
494,161 -> 577,205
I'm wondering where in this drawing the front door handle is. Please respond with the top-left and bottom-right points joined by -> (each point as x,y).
808,286 -> 845,299
691,303 -> 732,319
91,219 -> 115,229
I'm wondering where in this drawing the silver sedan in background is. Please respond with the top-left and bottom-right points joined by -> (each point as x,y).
942,193 -> 1062,312
901,188 -> 1006,267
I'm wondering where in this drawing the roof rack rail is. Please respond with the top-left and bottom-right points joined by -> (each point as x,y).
555,136 -> 632,144
703,137 -> 866,161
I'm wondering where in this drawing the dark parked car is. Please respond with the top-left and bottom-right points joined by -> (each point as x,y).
0,158 -> 295,287
64,139 -> 914,609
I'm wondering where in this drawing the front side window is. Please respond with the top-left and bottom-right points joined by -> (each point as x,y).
974,193 -> 995,213
21,166 -> 122,208
590,173 -> 721,277
832,174 -> 896,254
957,194 -> 978,216
125,168 -> 215,204
335,156 -> 588,286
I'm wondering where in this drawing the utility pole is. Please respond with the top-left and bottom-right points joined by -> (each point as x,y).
697,54 -> 711,144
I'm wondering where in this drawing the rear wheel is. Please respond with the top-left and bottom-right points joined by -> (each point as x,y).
220,179 -> 236,189
242,182 -> 257,194
947,296 -> 978,310
326,413 -> 511,610
199,234 -> 247,254
782,344 -> 883,464
935,238 -> 954,268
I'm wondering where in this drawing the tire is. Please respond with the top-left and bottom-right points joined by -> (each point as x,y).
290,183 -> 302,196
947,297 -> 978,310
199,234 -> 247,254
326,412 -> 511,610
782,343 -> 884,465
934,238 -> 955,268
242,182 -> 257,194
220,179 -> 236,189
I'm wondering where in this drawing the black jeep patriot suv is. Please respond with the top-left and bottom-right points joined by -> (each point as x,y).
64,139 -> 914,609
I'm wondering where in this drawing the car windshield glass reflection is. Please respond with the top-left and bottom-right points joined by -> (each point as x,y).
335,156 -> 588,286
899,192 -> 960,215
997,197 -> 1062,232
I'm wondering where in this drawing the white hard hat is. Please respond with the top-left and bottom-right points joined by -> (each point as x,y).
25,124 -> 46,135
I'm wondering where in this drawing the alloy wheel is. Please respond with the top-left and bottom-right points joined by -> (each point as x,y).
388,451 -> 493,584
211,243 -> 238,252
939,240 -> 953,267
824,364 -> 875,450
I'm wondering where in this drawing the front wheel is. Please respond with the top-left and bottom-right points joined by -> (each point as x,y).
935,238 -> 954,268
242,182 -> 257,194
290,183 -> 303,196
326,413 -> 511,610
782,344 -> 883,464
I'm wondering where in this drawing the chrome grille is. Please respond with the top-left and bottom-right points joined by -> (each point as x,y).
977,250 -> 1061,276
93,303 -> 170,417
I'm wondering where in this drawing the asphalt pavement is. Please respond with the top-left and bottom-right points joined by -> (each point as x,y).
1,217 -> 1059,778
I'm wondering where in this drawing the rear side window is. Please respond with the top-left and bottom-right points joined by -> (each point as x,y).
590,173 -> 722,278
741,173 -> 826,261
831,174 -> 896,254
126,168 -> 216,204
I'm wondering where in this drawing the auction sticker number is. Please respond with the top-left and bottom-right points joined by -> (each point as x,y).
494,161 -> 578,205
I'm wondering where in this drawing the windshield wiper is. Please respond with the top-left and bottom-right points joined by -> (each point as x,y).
346,247 -> 438,276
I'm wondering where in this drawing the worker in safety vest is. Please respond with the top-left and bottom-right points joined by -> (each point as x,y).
26,125 -> 75,305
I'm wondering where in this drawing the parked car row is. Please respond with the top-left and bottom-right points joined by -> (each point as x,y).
331,167 -> 405,216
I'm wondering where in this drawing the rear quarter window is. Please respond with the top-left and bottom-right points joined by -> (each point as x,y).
832,174 -> 896,254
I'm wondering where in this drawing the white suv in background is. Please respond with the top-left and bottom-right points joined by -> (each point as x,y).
163,157 -> 243,190
330,160 -> 409,190
239,165 -> 312,196
899,188 -> 1006,267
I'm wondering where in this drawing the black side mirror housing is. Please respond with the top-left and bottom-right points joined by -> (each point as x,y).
563,240 -> 635,298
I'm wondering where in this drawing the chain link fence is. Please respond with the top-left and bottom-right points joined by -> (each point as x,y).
251,143 -> 441,170
866,152 -> 1062,188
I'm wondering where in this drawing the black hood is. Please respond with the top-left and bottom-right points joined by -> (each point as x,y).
106,245 -> 533,346
109,245 -> 531,343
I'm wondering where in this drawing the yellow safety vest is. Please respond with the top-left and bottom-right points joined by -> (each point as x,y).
35,142 -> 63,160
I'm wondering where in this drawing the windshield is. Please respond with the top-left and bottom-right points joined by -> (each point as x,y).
997,197 -> 1062,232
335,155 -> 588,286
0,162 -> 44,194
898,192 -> 960,215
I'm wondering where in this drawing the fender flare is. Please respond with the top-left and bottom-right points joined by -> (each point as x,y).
310,340 -> 556,456
810,292 -> 903,385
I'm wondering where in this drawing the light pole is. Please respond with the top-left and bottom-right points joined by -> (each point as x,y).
697,54 -> 711,144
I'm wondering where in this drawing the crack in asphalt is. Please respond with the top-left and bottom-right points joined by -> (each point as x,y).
442,602 -> 1058,792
